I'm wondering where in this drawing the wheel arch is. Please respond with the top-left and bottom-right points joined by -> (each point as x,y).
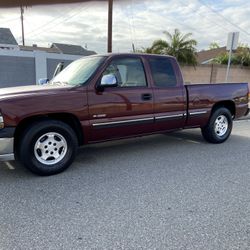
211,100 -> 236,118
14,113 -> 84,150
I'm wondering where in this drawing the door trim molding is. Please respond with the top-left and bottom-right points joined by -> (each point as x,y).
189,111 -> 208,116
93,117 -> 154,128
155,114 -> 184,121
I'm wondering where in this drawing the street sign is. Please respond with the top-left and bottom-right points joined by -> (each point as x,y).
225,32 -> 240,82
226,32 -> 239,51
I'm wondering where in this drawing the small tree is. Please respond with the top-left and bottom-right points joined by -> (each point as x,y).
237,46 -> 250,66
209,42 -> 220,50
213,45 -> 250,66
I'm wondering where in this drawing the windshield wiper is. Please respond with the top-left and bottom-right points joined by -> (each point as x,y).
50,81 -> 69,86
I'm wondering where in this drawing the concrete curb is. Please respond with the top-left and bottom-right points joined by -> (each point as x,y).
237,114 -> 250,121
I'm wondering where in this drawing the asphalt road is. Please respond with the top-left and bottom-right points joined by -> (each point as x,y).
0,120 -> 250,250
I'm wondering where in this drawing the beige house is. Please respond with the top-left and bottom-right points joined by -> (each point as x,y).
196,47 -> 227,64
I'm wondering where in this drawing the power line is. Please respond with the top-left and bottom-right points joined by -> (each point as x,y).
198,0 -> 250,37
178,0 -> 232,34
175,0 -> 250,46
26,3 -> 90,38
115,2 -> 134,51
1,16 -> 20,26
129,0 -> 138,49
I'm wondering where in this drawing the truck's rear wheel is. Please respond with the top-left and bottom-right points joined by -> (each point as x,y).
18,120 -> 78,176
201,107 -> 233,144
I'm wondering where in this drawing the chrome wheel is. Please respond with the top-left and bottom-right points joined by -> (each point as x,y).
34,132 -> 68,165
214,115 -> 228,137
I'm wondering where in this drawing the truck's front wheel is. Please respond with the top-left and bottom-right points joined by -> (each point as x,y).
201,107 -> 233,144
18,120 -> 78,176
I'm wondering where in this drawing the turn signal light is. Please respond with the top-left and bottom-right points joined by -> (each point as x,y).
0,115 -> 4,129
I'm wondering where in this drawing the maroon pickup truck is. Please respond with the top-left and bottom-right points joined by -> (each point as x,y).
0,53 -> 249,175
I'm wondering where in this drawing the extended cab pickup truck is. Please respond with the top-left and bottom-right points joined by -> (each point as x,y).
0,53 -> 249,175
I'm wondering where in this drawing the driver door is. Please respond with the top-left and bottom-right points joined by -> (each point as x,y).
87,56 -> 154,142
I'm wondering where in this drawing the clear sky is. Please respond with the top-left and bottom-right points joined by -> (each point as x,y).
0,0 -> 249,53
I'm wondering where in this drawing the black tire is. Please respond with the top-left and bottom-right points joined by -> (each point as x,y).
201,107 -> 233,144
18,119 -> 78,176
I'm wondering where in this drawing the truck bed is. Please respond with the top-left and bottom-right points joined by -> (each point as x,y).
185,82 -> 249,128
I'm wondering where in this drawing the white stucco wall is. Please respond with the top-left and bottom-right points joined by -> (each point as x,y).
0,49 -> 81,86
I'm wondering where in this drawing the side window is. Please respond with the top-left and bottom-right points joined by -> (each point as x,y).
102,57 -> 147,87
149,58 -> 177,87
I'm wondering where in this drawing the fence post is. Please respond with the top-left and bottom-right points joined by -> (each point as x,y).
34,51 -> 47,84
210,64 -> 213,83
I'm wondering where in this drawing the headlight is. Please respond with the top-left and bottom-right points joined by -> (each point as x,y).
0,114 -> 4,129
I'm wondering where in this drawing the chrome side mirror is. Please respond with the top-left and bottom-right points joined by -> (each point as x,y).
100,74 -> 118,87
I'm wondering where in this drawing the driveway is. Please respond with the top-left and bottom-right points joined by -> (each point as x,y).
0,120 -> 250,250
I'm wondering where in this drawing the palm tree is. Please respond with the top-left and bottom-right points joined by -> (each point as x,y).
144,29 -> 198,66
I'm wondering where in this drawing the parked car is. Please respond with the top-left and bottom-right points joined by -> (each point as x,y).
0,53 -> 249,175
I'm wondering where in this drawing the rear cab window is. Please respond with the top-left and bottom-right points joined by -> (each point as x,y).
148,57 -> 177,87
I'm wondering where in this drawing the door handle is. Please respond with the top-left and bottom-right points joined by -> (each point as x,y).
141,93 -> 152,101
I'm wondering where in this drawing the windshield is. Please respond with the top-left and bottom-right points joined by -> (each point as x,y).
51,56 -> 106,86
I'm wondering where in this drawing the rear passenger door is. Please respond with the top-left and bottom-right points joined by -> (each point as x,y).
148,57 -> 186,131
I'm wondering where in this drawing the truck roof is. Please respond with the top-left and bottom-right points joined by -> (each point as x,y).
82,53 -> 176,60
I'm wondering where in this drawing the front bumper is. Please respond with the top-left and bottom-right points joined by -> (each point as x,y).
245,108 -> 250,116
0,138 -> 15,161
0,128 -> 15,161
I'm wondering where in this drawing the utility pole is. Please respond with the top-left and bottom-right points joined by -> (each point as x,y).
20,5 -> 25,46
132,43 -> 135,53
107,0 -> 113,53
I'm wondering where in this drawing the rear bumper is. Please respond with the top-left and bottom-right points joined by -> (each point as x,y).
0,128 -> 15,161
